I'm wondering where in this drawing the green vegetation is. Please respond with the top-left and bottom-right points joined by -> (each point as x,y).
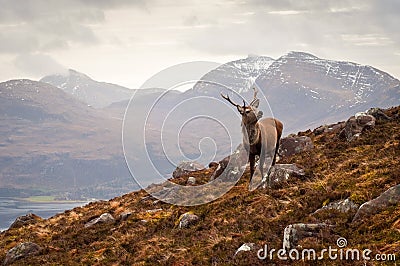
25,196 -> 56,202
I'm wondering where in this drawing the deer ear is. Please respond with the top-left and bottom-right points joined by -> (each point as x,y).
256,110 -> 263,120
237,106 -> 244,114
251,99 -> 260,108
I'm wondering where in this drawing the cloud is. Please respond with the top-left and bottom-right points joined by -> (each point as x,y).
0,31 -> 40,54
181,0 -> 399,59
0,0 -> 150,55
14,53 -> 68,77
0,0 -> 148,24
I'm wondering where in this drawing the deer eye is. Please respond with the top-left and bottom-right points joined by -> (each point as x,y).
245,110 -> 251,114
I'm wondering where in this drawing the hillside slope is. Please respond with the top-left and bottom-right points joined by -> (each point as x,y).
0,79 -> 132,197
1,107 -> 399,265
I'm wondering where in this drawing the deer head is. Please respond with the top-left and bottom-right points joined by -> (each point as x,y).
221,88 -> 263,124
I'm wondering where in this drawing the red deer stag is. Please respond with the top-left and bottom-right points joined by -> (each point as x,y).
221,88 -> 283,186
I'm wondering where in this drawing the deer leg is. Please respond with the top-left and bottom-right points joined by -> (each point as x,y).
259,152 -> 265,184
272,137 -> 281,166
249,154 -> 255,180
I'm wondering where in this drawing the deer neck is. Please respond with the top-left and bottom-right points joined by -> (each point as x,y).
242,122 -> 260,146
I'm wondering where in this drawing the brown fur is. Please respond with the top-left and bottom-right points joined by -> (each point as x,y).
221,89 -> 283,184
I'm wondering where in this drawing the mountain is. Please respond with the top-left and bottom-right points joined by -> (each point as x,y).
189,52 -> 400,134
255,51 -> 400,132
0,79 -> 135,198
40,69 -> 133,108
121,52 -> 400,178
1,106 -> 399,265
190,55 -> 275,94
3,53 -> 399,195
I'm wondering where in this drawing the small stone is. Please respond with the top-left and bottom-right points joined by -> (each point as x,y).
178,212 -> 199,229
146,208 -> 162,213
84,213 -> 115,228
119,212 -> 132,221
187,176 -> 196,185
208,162 -> 219,168
4,242 -> 42,265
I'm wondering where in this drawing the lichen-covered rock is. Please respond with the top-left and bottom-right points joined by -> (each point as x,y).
264,164 -> 305,188
367,107 -> 391,121
353,184 -> 400,223
279,136 -> 314,157
84,213 -> 115,228
314,198 -> 359,214
210,144 -> 248,181
178,212 -> 199,229
9,213 -> 42,230
4,242 -> 41,265
314,122 -> 345,135
283,223 -> 334,250
172,161 -> 205,178
339,113 -> 376,141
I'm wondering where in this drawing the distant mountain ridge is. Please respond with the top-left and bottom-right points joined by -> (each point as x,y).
1,51 -> 399,199
190,55 -> 275,94
190,51 -> 400,133
256,51 -> 400,132
0,79 -> 134,199
40,69 -> 133,108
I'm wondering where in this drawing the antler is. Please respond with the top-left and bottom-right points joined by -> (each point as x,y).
249,87 -> 258,106
221,93 -> 241,108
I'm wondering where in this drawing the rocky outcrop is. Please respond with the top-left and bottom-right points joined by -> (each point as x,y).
353,184 -> 400,223
314,198 -> 359,215
172,161 -> 205,178
283,223 -> 334,250
367,107 -> 391,121
9,213 -> 42,230
4,242 -> 41,265
279,136 -> 314,157
84,213 -> 115,228
210,144 -> 248,181
339,112 -> 376,141
313,122 -> 345,135
265,164 -> 305,188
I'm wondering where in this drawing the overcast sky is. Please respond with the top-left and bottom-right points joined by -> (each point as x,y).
0,0 -> 399,89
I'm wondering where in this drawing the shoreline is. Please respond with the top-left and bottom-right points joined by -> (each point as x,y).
0,196 -> 93,204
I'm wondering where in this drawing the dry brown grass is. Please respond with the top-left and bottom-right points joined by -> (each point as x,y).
0,107 -> 399,265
